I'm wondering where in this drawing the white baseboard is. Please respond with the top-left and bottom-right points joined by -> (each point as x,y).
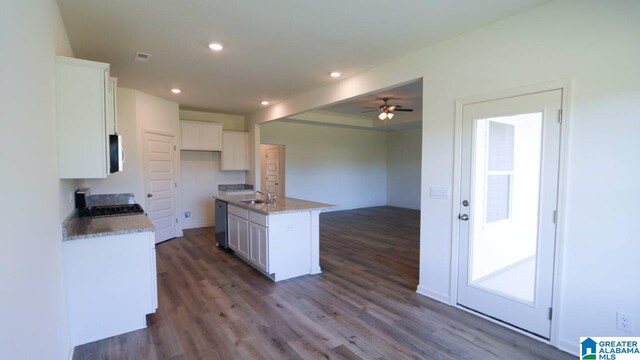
322,203 -> 389,213
182,222 -> 214,230
416,284 -> 451,304
558,338 -> 578,356
386,202 -> 421,210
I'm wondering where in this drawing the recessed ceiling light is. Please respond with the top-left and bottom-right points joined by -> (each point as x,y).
261,100 -> 269,106
171,88 -> 181,94
330,71 -> 342,78
208,42 -> 224,51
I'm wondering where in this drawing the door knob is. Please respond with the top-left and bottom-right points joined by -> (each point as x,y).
459,214 -> 469,221
147,193 -> 153,198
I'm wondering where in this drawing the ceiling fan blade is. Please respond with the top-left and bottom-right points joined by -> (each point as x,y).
363,106 -> 378,109
394,109 -> 414,112
361,110 -> 378,113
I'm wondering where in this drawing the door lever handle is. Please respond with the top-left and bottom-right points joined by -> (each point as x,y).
458,214 -> 469,221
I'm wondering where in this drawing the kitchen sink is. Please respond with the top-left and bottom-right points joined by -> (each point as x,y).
240,199 -> 265,205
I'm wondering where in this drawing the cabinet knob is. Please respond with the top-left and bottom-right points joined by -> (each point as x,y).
147,193 -> 153,198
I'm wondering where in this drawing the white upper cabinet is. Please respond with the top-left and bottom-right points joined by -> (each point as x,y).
56,56 -> 113,179
180,121 -> 223,151
221,131 -> 249,171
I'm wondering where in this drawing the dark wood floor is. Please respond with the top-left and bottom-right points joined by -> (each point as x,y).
74,206 -> 572,360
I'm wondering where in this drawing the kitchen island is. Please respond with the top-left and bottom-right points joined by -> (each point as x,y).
214,194 -> 334,281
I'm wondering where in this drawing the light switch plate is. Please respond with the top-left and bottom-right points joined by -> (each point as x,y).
430,187 -> 450,199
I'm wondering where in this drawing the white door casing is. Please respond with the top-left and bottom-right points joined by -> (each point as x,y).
260,144 -> 285,195
457,89 -> 562,339
143,132 -> 177,244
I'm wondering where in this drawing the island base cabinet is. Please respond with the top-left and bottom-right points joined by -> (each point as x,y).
228,213 -> 249,258
227,207 -> 320,282
63,231 -> 157,346
268,212 -> 312,282
249,222 -> 269,273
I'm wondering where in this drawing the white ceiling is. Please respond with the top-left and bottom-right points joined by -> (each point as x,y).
57,0 -> 550,115
320,80 -> 423,120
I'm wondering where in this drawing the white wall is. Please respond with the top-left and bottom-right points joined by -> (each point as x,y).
82,89 -> 139,197
178,110 -> 247,228
84,94 -> 248,230
83,89 -> 184,236
387,128 -> 422,210
180,151 -> 246,228
0,0 -> 74,359
247,0 -> 640,353
260,121 -> 388,210
179,109 -> 246,131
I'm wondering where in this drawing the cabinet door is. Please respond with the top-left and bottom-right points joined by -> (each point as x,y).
236,217 -> 249,258
233,133 -> 249,170
56,56 -> 109,179
200,123 -> 222,151
221,132 -> 235,169
228,214 -> 239,251
181,122 -> 201,150
249,222 -> 269,272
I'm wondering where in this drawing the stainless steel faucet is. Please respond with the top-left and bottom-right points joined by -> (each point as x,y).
256,190 -> 277,203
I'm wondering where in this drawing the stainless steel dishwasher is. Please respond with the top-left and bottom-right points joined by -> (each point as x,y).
215,200 -> 228,249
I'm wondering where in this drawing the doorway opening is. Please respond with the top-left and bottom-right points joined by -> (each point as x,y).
257,78 -> 423,290
259,144 -> 286,197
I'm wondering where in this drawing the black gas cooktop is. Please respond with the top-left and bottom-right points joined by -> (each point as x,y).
83,204 -> 145,218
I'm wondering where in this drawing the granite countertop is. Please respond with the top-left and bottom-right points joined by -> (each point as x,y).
63,212 -> 154,241
214,194 -> 335,215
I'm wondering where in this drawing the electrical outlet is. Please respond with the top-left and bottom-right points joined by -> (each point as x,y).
617,312 -> 633,332
184,211 -> 191,218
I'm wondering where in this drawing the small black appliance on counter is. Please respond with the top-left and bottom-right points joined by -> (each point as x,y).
75,188 -> 91,217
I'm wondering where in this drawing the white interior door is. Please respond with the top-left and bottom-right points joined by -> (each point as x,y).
143,132 -> 177,244
260,144 -> 284,195
457,89 -> 562,338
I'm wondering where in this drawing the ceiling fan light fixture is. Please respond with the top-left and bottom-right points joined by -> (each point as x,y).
378,112 -> 387,120
387,112 -> 394,119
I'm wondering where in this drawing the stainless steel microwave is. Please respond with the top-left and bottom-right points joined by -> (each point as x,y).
109,134 -> 124,173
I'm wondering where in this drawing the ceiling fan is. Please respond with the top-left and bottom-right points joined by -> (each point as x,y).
362,97 -> 414,120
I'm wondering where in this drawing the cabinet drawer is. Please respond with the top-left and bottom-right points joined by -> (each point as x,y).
228,204 -> 248,219
249,211 -> 268,227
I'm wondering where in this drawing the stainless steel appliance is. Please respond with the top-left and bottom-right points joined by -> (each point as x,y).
215,200 -> 229,248
109,134 -> 124,173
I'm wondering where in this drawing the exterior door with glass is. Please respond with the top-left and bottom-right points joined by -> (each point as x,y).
457,89 -> 562,338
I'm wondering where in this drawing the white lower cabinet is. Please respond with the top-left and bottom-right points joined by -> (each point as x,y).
249,222 -> 269,272
63,231 -> 157,346
227,213 -> 241,251
228,207 -> 269,273
226,205 -> 318,281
